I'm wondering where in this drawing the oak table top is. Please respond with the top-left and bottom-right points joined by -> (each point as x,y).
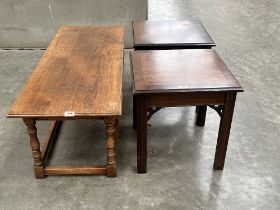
131,49 -> 243,94
133,20 -> 215,48
7,26 -> 124,118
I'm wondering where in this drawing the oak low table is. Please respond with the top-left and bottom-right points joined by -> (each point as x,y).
7,26 -> 124,178
131,49 -> 243,173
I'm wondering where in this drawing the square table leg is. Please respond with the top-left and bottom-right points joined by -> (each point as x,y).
135,92 -> 238,173
196,106 -> 207,126
136,96 -> 148,173
213,92 -> 237,170
23,118 -> 45,179
133,95 -> 138,129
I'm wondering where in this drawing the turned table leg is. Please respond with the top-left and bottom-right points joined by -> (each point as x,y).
105,118 -> 117,177
113,119 -> 119,156
213,92 -> 237,170
137,96 -> 148,173
23,118 -> 45,179
114,118 -> 119,143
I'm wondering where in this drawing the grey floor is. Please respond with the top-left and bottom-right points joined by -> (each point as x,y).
1,0 -> 280,209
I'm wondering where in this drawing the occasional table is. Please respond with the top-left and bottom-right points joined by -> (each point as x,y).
133,20 -> 215,50
7,26 -> 124,178
131,49 -> 243,173
133,20 -> 216,126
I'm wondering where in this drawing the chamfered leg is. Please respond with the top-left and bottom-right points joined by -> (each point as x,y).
213,92 -> 237,170
137,96 -> 148,174
104,117 -> 117,177
23,118 -> 45,179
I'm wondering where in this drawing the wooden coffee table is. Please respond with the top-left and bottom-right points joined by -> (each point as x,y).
131,49 -> 243,173
133,20 -> 215,50
7,26 -> 124,178
133,20 -> 216,126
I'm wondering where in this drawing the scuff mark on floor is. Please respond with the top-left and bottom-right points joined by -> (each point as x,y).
48,4 -> 54,20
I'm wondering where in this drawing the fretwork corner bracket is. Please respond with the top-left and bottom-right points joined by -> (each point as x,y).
209,105 -> 224,117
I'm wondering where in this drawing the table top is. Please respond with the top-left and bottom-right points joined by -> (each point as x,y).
131,49 -> 243,94
8,26 -> 124,118
133,20 -> 215,47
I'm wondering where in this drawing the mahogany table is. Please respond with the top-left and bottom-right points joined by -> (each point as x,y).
133,20 -> 215,50
133,20 -> 216,126
7,26 -> 124,178
131,49 -> 243,173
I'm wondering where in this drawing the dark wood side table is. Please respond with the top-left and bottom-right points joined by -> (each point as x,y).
131,49 -> 243,174
133,20 -> 215,50
7,26 -> 124,178
133,20 -> 216,126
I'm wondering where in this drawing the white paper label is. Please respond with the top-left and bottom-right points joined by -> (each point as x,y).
64,111 -> 75,117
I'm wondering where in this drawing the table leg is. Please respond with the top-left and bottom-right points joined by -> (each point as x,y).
137,96 -> 147,173
114,118 -> 119,143
104,118 -> 117,177
213,92 -> 237,170
133,95 -> 137,129
113,119 -> 119,157
196,106 -> 207,126
23,118 -> 45,179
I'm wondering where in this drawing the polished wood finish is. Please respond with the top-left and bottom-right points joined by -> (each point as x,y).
213,92 -> 237,170
132,50 -> 242,93
136,95 -> 148,173
131,50 -> 243,173
8,26 -> 124,118
8,26 -> 124,178
133,95 -> 138,129
145,92 -> 227,106
133,20 -> 215,50
133,20 -> 216,124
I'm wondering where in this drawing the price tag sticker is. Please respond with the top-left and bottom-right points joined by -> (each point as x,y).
64,111 -> 75,117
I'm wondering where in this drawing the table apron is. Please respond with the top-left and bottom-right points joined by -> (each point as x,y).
144,92 -> 227,107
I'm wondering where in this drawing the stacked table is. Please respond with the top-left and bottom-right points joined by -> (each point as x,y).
132,20 -> 243,173
133,20 -> 217,127
133,20 -> 215,50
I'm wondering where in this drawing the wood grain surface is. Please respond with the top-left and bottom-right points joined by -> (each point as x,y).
131,49 -> 243,93
8,26 -> 124,118
133,20 -> 215,47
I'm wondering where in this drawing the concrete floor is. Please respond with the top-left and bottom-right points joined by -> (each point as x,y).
0,0 -> 280,209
